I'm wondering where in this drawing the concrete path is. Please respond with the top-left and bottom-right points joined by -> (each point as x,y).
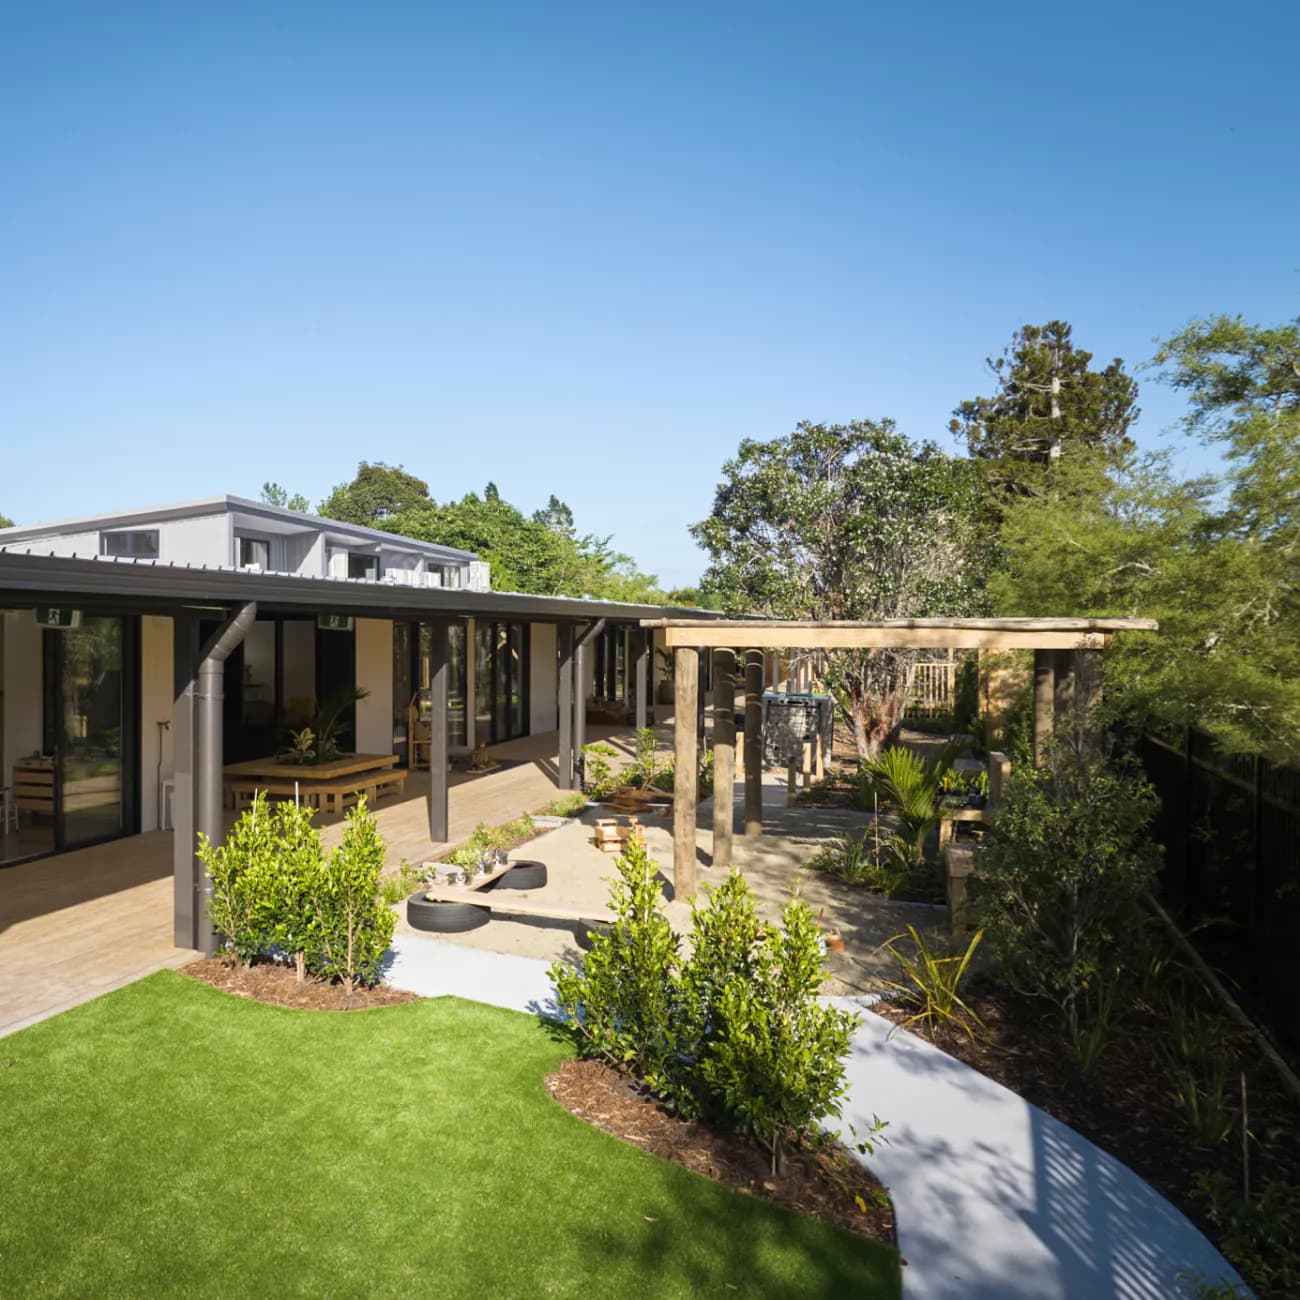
383,932 -> 1245,1300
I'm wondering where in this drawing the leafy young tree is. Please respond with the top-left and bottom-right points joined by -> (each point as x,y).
319,462 -> 432,526
0,512 -> 13,528
951,320 -> 1139,498
979,740 -> 1161,1059
260,481 -> 311,512
693,419 -> 980,757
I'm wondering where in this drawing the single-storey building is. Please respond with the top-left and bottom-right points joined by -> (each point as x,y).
0,496 -> 716,951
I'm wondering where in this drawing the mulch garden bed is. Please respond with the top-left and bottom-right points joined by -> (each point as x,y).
547,1057 -> 898,1249
875,979 -> 1300,1245
183,958 -> 420,1011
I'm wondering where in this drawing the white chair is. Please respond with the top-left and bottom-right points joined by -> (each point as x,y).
0,786 -> 19,834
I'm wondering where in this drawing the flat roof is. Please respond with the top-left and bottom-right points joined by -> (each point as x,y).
0,551 -> 718,624
0,494 -> 477,562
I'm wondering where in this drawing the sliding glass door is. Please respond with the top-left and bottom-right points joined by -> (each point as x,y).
473,621 -> 529,746
44,616 -> 137,851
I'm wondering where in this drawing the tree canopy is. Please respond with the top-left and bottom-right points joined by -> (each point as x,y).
951,320 -> 1138,499
318,464 -> 671,603
260,482 -> 310,513
319,463 -> 432,527
990,314 -> 1300,763
693,419 -> 980,756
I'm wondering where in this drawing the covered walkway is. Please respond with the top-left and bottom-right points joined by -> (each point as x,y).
0,726 -> 636,1036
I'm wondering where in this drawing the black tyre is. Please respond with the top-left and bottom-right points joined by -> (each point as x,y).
576,922 -> 611,952
499,860 -> 548,890
405,891 -> 491,933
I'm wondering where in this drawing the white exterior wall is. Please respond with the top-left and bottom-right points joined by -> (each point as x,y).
139,616 -> 174,832
530,623 -> 557,734
354,618 -> 393,754
2,611 -> 43,786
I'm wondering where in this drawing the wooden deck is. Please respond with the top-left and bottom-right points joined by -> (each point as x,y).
0,725 -> 640,1037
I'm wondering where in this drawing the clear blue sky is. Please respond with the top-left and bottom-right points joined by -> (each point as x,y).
2,1 -> 1296,586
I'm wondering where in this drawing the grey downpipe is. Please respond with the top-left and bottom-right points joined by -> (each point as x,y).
195,602 -> 258,955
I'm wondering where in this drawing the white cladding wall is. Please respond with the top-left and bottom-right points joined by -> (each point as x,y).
2,610 -> 42,786
354,619 -> 393,754
140,616 -> 174,832
529,623 -> 557,734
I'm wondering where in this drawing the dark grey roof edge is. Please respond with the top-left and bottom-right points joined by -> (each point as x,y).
0,551 -> 718,623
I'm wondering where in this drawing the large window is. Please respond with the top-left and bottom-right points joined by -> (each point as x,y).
238,536 -> 270,570
348,553 -> 379,581
100,530 -> 159,558
416,622 -> 468,750
474,620 -> 528,745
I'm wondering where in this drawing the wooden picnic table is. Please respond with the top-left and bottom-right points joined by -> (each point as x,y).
223,753 -> 406,814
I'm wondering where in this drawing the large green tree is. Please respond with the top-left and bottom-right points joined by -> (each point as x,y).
991,314 -> 1300,763
951,321 -> 1139,499
0,512 -> 12,528
319,463 -> 432,526
693,420 -> 980,757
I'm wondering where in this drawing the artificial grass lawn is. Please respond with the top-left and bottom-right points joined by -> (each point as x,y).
0,973 -> 900,1298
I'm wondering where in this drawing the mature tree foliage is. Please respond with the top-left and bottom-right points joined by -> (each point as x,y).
319,462 -> 432,526
1153,316 -> 1300,758
0,512 -> 13,528
992,314 -> 1300,764
693,420 -> 980,757
321,465 -> 673,602
260,481 -> 310,512
951,321 -> 1139,498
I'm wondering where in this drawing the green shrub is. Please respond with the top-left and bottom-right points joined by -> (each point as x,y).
444,813 -> 536,869
670,871 -> 770,1119
379,859 -> 421,906
696,890 -> 859,1175
198,792 -> 283,967
857,740 -> 961,860
807,829 -> 915,893
266,799 -> 324,979
550,835 -> 679,1076
542,792 -> 588,818
552,860 -> 862,1178
978,743 -> 1160,1045
623,727 -> 660,789
307,799 -> 395,995
582,743 -> 621,799
884,925 -> 984,1042
1193,1172 -> 1300,1299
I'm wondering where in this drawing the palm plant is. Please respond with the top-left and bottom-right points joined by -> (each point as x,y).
857,739 -> 962,861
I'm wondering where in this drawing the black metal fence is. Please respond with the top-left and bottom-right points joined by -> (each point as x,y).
1140,730 -> 1300,1060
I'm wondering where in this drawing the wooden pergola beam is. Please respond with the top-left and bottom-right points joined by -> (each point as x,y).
647,621 -> 1152,651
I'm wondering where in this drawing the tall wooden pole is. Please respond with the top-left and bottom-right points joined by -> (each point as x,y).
673,646 -> 699,897
1053,648 -> 1077,748
743,649 -> 764,836
1032,649 -> 1055,767
711,648 -> 736,871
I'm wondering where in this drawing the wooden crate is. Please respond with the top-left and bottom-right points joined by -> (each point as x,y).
13,757 -> 55,815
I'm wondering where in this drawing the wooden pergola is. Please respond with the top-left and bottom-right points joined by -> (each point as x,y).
639,617 -> 1158,897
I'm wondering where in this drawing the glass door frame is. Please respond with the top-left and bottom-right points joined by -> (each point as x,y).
41,614 -> 141,854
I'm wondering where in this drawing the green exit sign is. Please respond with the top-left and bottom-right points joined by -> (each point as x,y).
35,607 -> 82,629
317,614 -> 354,632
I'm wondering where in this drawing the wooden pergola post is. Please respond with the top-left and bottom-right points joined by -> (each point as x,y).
1033,649 -> 1055,767
673,646 -> 699,897
711,648 -> 736,871
743,649 -> 764,836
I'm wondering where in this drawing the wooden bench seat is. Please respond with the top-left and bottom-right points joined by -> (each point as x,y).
418,889 -> 609,925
